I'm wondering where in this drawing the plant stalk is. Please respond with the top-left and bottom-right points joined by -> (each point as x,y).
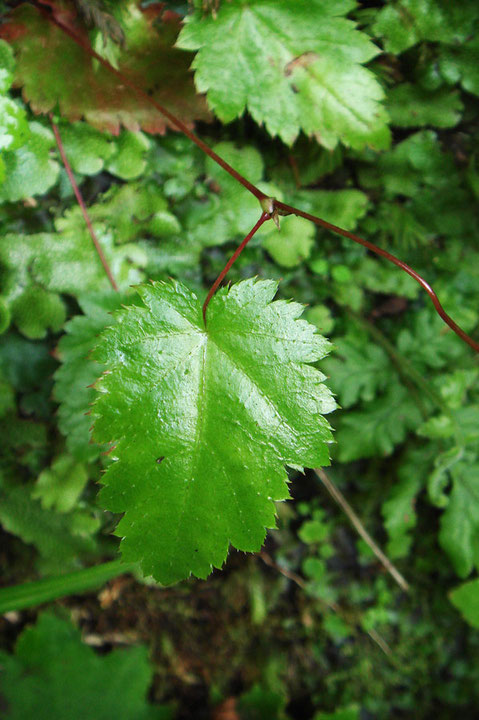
50,116 -> 119,292
315,468 -> 410,593
202,212 -> 271,324
36,1 -> 479,354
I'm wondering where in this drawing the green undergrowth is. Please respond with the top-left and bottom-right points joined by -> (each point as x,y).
0,0 -> 479,717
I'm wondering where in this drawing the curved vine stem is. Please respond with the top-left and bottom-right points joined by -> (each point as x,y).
36,2 -> 267,205
275,200 -> 479,354
50,116 -> 119,291
37,2 -> 479,354
202,212 -> 271,325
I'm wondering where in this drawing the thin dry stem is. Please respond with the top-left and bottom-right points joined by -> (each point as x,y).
259,551 -> 393,657
315,468 -> 410,593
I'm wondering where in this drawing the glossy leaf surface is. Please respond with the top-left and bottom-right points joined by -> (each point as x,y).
93,279 -> 335,583
178,0 -> 390,149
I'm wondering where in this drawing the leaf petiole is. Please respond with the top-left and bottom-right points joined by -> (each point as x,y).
202,211 -> 272,325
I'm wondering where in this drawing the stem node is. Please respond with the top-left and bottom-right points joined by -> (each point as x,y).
39,4 -> 479,354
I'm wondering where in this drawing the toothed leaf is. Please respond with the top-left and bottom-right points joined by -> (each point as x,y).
0,612 -> 172,720
92,279 -> 335,584
1,2 -> 210,134
178,0 -> 390,149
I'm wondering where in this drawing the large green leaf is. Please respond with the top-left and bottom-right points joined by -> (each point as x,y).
92,279 -> 335,584
0,612 -> 171,720
53,293 -> 125,462
178,0 -> 390,149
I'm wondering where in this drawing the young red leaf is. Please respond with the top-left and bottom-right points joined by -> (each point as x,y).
1,1 -> 210,134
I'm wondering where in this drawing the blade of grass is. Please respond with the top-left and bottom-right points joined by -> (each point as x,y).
0,560 -> 137,614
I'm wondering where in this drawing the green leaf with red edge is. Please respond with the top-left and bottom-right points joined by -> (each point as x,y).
1,1 -> 210,134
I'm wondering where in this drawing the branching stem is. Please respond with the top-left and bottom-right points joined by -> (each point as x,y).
39,2 -> 479,353
202,212 -> 271,324
275,200 -> 479,353
50,116 -> 119,292
37,2 -> 267,204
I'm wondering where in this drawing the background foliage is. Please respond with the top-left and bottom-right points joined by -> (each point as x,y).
0,0 -> 479,718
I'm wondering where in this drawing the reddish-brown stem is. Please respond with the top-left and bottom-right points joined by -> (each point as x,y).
275,200 -> 479,353
37,3 -> 267,204
288,154 -> 301,189
38,3 -> 479,354
50,117 -> 119,292
202,212 -> 271,325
